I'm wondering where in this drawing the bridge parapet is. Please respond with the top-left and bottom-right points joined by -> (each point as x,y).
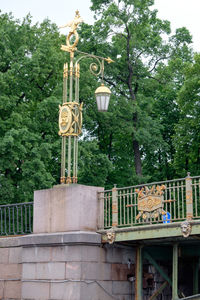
98,174 -> 200,235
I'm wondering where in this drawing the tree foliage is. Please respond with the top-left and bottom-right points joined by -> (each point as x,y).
0,13 -> 65,203
83,0 -> 194,185
173,54 -> 200,176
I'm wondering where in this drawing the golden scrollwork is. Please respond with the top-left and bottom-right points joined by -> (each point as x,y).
58,102 -> 83,137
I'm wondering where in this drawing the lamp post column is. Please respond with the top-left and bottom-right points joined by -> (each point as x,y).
59,10 -> 112,185
60,63 -> 68,184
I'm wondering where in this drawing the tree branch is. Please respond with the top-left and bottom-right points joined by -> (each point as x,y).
104,77 -> 128,99
149,56 -> 170,73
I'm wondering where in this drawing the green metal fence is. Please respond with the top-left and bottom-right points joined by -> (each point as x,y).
98,174 -> 200,230
0,202 -> 33,236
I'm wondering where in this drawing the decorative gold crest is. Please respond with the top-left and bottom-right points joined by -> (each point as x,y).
138,196 -> 162,212
135,185 -> 167,221
58,102 -> 83,136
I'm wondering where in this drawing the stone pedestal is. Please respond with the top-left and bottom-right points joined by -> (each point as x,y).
33,184 -> 103,234
0,183 -> 135,300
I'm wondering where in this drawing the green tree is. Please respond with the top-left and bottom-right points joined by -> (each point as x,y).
81,0 -> 193,184
173,54 -> 200,176
0,12 -> 65,203
78,140 -> 112,187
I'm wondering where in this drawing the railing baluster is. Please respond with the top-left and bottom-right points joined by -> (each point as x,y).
177,181 -> 180,219
108,192 -> 110,227
12,206 -> 15,234
127,189 -> 129,225
21,205 -> 23,233
109,192 -> 112,227
28,205 -> 30,233
123,189 -> 125,226
104,193 -> 107,228
4,207 -> 6,235
106,193 -> 108,228
198,178 -> 200,217
181,180 -> 185,219
108,193 -> 110,227
17,206 -> 19,234
128,189 -> 131,225
186,173 -> 193,220
119,190 -> 122,226
0,209 -> 2,235
8,207 -> 11,234
173,182 -> 176,220
130,188 -> 133,225
168,183 -> 172,220
25,205 -> 27,232
194,178 -> 198,217
134,189 -> 137,224
112,185 -> 118,227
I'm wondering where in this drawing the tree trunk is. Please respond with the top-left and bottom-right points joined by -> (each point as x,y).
126,24 -> 142,177
132,110 -> 142,176
133,139 -> 142,176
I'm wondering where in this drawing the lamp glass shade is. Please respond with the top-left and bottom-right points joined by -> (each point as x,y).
95,84 -> 111,112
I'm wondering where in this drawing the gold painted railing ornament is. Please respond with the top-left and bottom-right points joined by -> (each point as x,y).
135,185 -> 174,221
59,11 -> 113,184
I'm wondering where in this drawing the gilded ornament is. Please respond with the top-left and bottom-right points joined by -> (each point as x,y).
58,102 -> 83,137
60,10 -> 83,53
105,57 -> 115,64
60,177 -> 66,184
135,185 -> 169,221
59,105 -> 72,134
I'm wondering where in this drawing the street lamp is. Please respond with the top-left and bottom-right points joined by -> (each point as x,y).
59,10 -> 113,184
95,83 -> 111,112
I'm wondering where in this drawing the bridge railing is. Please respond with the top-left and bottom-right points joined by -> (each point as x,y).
0,175 -> 199,234
0,202 -> 33,236
98,174 -> 200,230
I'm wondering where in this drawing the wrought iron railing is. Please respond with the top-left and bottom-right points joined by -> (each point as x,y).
98,174 -> 200,230
0,202 -> 33,236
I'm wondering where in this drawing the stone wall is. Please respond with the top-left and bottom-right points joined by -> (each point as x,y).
0,232 -> 135,300
0,239 -> 22,299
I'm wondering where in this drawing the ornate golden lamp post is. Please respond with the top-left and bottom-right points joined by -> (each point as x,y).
59,10 -> 113,184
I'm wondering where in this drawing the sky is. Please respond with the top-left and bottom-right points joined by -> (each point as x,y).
0,0 -> 200,51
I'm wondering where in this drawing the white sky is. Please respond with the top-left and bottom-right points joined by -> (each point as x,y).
0,0 -> 199,51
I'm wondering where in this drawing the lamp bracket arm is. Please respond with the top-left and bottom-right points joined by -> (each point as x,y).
74,50 -> 114,79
